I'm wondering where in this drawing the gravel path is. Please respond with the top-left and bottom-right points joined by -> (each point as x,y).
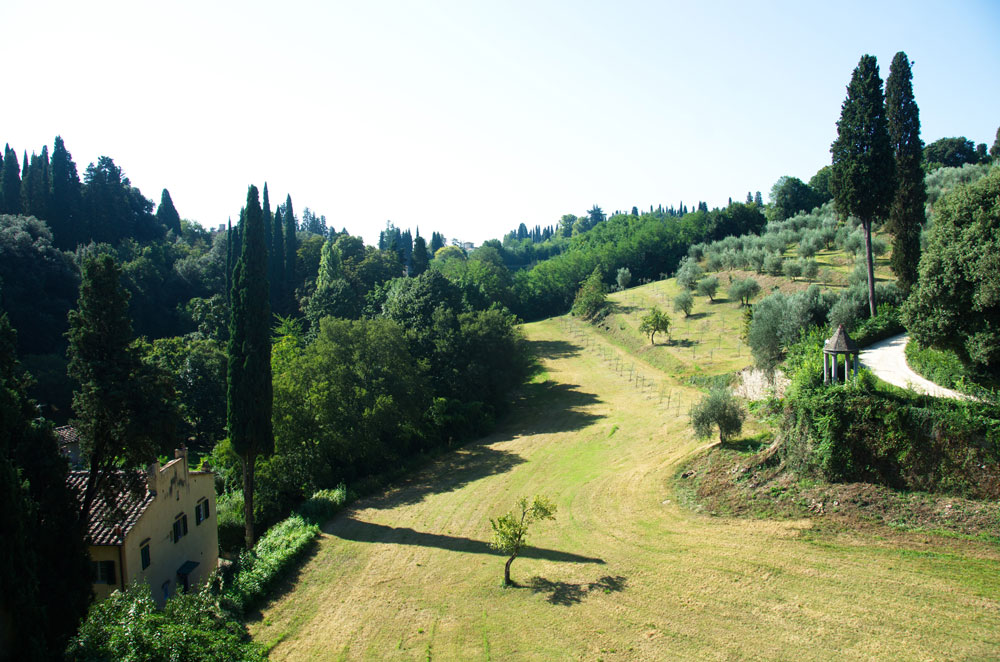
858,333 -> 967,400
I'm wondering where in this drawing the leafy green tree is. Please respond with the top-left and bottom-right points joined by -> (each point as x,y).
696,275 -> 719,301
690,388 -> 746,443
673,290 -> 694,317
489,495 -> 556,587
885,52 -> 925,295
923,137 -> 980,170
990,127 -> 1000,161
902,168 -> 1000,374
638,307 -> 671,344
316,237 -> 343,290
0,214 -> 79,355
830,54 -> 895,318
156,188 -> 182,234
766,176 -> 823,221
68,248 -> 178,530
571,267 -> 607,320
783,259 -> 802,280
808,165 -> 834,203
802,259 -> 819,282
306,278 -> 360,327
227,185 -> 273,549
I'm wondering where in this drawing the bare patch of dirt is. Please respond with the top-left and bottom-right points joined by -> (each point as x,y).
677,440 -> 1000,542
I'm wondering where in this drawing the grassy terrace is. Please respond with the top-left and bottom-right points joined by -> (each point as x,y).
250,280 -> 1000,661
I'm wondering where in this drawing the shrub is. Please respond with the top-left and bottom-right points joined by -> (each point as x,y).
221,515 -> 320,614
67,583 -> 265,662
216,490 -> 246,557
689,388 -> 747,443
781,372 -> 1000,498
296,485 -> 348,526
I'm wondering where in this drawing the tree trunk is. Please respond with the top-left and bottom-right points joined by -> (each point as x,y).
504,554 -> 516,586
863,218 -> 877,318
242,451 -> 256,550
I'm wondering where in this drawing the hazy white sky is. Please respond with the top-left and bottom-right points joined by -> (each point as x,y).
3,0 -> 999,245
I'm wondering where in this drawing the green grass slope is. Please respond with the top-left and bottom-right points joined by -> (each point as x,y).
250,285 -> 1000,660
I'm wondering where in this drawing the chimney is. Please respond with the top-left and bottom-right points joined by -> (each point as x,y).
146,461 -> 160,495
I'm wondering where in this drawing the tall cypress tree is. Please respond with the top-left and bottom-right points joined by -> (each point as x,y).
411,234 -> 429,275
49,136 -> 82,249
1,305 -> 91,658
283,195 -> 298,314
156,188 -> 182,234
272,207 -> 286,314
262,183 -> 274,281
885,52 -> 925,296
227,185 -> 273,549
0,144 -> 22,215
831,54 -> 895,317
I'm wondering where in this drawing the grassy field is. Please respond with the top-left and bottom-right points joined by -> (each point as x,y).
251,282 -> 1000,661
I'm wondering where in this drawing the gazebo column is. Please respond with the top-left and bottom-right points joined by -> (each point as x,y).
823,353 -> 829,383
853,353 -> 858,378
844,353 -> 850,381
832,353 -> 838,381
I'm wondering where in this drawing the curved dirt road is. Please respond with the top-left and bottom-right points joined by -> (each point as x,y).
858,333 -> 967,399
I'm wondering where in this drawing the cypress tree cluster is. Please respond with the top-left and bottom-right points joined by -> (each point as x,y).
831,54 -> 895,317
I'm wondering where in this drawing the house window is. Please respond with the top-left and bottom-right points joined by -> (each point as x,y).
195,498 -> 210,525
140,539 -> 151,570
91,560 -> 116,584
172,513 -> 188,543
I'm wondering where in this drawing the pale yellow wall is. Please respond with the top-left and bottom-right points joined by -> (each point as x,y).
87,545 -> 121,603
87,451 -> 218,608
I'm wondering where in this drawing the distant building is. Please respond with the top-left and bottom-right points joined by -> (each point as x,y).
67,447 -> 218,607
56,425 -> 82,468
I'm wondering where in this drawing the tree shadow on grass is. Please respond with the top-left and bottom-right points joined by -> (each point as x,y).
669,338 -> 696,348
525,574 -> 628,606
363,380 -> 604,510
610,302 -> 641,315
525,338 -> 583,361
327,517 -> 605,566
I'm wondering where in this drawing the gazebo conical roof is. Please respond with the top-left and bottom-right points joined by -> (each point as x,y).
823,324 -> 858,354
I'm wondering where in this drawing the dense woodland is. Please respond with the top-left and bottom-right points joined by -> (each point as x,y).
1,47 -> 999,660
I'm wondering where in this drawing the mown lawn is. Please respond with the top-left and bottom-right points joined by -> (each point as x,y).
251,285 -> 1000,661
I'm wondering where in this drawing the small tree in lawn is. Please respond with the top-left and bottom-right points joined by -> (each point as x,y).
673,290 -> 694,317
696,276 -> 719,302
639,307 -> 671,344
489,495 -> 556,587
690,388 -> 746,444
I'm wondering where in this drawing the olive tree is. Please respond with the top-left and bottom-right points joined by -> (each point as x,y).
489,495 -> 556,587
689,388 -> 746,444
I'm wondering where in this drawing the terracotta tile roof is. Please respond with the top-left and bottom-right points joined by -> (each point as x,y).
67,471 -> 155,546
824,324 -> 858,353
55,425 -> 79,446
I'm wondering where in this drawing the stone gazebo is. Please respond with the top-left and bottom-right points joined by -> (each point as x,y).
823,324 -> 859,383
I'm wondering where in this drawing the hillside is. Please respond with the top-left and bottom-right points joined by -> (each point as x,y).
250,285 -> 1000,661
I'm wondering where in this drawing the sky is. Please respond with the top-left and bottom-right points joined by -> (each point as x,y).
3,0 -> 999,246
